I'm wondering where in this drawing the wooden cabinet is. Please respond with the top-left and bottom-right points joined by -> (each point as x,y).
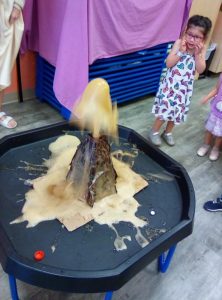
189,0 -> 222,76
209,8 -> 222,73
189,0 -> 222,46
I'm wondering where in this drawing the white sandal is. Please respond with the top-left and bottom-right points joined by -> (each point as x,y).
209,147 -> 220,161
197,144 -> 210,157
0,112 -> 17,129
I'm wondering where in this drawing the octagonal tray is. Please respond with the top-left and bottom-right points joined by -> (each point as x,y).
0,122 -> 195,293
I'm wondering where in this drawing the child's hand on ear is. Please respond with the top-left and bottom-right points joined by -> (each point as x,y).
195,42 -> 204,56
179,37 -> 187,53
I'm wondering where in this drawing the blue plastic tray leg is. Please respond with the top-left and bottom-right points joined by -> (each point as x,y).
104,291 -> 113,300
158,245 -> 177,273
8,275 -> 19,300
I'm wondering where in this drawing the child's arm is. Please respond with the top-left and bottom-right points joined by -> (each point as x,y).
201,76 -> 221,104
195,42 -> 206,74
166,39 -> 186,68
201,82 -> 219,104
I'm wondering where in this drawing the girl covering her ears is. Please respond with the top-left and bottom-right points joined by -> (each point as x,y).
149,15 -> 212,147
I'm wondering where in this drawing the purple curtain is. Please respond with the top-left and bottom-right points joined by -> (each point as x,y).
22,0 -> 192,111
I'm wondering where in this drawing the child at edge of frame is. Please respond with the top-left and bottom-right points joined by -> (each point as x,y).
203,193 -> 222,212
148,15 -> 212,147
197,73 -> 222,161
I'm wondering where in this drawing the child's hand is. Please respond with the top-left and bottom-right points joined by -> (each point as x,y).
179,37 -> 187,53
194,42 -> 204,56
9,7 -> 21,25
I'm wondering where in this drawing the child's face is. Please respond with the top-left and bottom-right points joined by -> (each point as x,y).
184,26 -> 205,50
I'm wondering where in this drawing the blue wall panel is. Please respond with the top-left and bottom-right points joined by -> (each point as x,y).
36,43 -> 169,120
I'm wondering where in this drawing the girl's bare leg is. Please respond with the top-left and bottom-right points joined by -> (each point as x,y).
165,121 -> 175,134
213,136 -> 222,149
152,117 -> 165,133
204,130 -> 213,145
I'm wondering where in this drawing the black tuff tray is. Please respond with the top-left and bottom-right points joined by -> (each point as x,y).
0,122 -> 195,293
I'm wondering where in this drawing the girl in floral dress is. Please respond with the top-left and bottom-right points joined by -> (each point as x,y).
149,15 -> 212,146
197,74 -> 222,161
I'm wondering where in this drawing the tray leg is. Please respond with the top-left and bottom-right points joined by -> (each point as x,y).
104,291 -> 113,300
158,245 -> 177,273
8,275 -> 19,300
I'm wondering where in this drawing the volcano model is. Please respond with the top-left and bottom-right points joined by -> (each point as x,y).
67,78 -> 118,207
67,134 -> 117,207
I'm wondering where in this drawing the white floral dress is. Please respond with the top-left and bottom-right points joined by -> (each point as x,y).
152,52 -> 196,124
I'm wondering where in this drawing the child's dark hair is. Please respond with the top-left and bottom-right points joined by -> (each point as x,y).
187,15 -> 212,37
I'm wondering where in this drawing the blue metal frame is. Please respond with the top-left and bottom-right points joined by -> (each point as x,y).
158,245 -> 177,273
8,275 -> 19,300
89,44 -> 169,103
7,245 -> 176,299
104,291 -> 113,300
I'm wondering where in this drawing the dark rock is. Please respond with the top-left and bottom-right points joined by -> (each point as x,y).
67,134 -> 117,207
